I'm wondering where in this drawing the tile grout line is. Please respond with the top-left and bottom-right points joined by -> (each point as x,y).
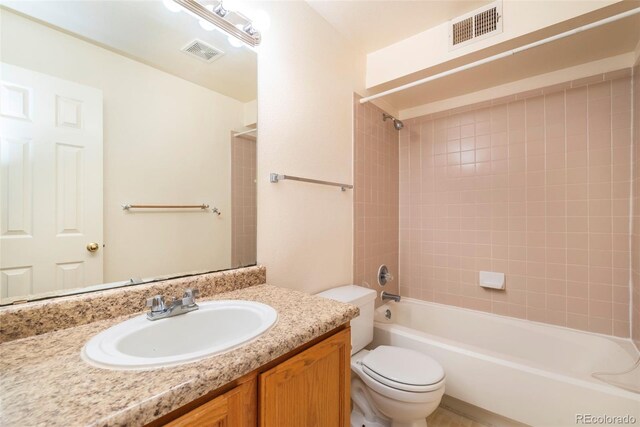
524,98 -> 530,320
563,88 -> 569,327
609,79 -> 615,334
586,83 -> 591,330
628,66 -> 636,342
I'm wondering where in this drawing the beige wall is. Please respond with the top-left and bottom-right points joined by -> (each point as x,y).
354,95 -> 399,304
255,1 -> 366,293
399,71 -> 633,337
366,0 -> 620,88
244,100 -> 257,127
401,53 -> 635,120
633,59 -> 640,348
1,10 -> 246,283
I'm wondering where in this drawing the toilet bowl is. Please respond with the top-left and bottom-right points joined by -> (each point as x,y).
351,347 -> 445,427
317,285 -> 445,427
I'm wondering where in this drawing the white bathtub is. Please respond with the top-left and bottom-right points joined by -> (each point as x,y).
371,298 -> 640,427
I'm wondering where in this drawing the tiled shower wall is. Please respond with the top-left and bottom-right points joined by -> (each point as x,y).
231,134 -> 257,268
354,96 -> 399,302
399,71 -> 633,337
633,60 -> 640,348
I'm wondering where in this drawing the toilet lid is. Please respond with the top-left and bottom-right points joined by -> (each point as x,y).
362,346 -> 445,392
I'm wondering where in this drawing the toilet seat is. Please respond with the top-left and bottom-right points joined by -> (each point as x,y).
352,352 -> 444,404
361,346 -> 445,393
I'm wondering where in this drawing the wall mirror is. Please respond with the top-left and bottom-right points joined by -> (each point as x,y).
0,1 -> 258,305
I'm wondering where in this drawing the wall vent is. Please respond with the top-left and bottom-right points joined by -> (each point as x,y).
452,17 -> 474,46
181,39 -> 224,63
449,1 -> 502,50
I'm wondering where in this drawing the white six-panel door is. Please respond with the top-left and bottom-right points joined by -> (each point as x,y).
0,63 -> 103,303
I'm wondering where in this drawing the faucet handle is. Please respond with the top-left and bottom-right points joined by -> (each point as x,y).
146,295 -> 166,313
378,265 -> 394,286
182,288 -> 199,306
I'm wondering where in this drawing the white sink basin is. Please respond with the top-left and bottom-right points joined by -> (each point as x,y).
82,300 -> 277,370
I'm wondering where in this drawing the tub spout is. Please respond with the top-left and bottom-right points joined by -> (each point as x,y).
381,291 -> 401,302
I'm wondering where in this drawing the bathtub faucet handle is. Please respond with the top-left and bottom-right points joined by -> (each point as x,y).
378,265 -> 394,286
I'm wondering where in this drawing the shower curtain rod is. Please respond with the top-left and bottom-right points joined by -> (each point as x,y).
359,7 -> 640,104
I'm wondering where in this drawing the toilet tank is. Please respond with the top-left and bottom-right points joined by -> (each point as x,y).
317,285 -> 376,355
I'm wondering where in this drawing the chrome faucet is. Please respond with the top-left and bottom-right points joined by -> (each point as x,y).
381,291 -> 401,303
146,288 -> 200,321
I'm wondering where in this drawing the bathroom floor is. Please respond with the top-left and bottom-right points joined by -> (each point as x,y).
426,407 -> 488,427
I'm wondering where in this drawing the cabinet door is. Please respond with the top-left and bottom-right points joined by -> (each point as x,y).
259,328 -> 351,427
166,377 -> 257,427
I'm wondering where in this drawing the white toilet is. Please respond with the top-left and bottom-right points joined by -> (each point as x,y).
318,285 -> 445,427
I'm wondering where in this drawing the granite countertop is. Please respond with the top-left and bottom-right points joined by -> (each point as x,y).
0,284 -> 358,427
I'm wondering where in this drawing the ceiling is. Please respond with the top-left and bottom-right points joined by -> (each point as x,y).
2,1 -> 257,102
306,0 -> 493,53
374,12 -> 640,113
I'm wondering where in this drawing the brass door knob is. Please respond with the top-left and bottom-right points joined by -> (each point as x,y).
86,242 -> 100,253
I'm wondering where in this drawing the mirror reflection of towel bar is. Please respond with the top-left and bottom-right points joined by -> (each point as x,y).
121,204 -> 220,215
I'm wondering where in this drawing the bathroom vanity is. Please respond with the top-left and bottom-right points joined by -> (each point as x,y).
0,267 -> 358,426
155,327 -> 351,426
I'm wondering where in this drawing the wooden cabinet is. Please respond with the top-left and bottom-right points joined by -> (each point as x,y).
154,327 -> 350,427
166,377 -> 256,427
259,328 -> 351,427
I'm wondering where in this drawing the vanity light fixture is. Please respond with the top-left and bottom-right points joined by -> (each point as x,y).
212,2 -> 229,17
245,9 -> 271,32
228,27 -> 244,48
242,22 -> 257,37
198,5 -> 217,31
167,0 -> 264,47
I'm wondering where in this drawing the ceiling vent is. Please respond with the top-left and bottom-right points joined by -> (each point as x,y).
181,39 -> 224,63
449,1 -> 502,50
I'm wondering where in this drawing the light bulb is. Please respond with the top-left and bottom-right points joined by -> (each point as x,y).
199,5 -> 216,31
247,9 -> 270,32
228,34 -> 243,48
227,23 -> 245,47
222,0 -> 240,13
199,20 -> 216,31
162,0 -> 182,13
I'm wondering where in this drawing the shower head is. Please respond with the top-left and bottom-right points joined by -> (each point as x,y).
382,113 -> 404,131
